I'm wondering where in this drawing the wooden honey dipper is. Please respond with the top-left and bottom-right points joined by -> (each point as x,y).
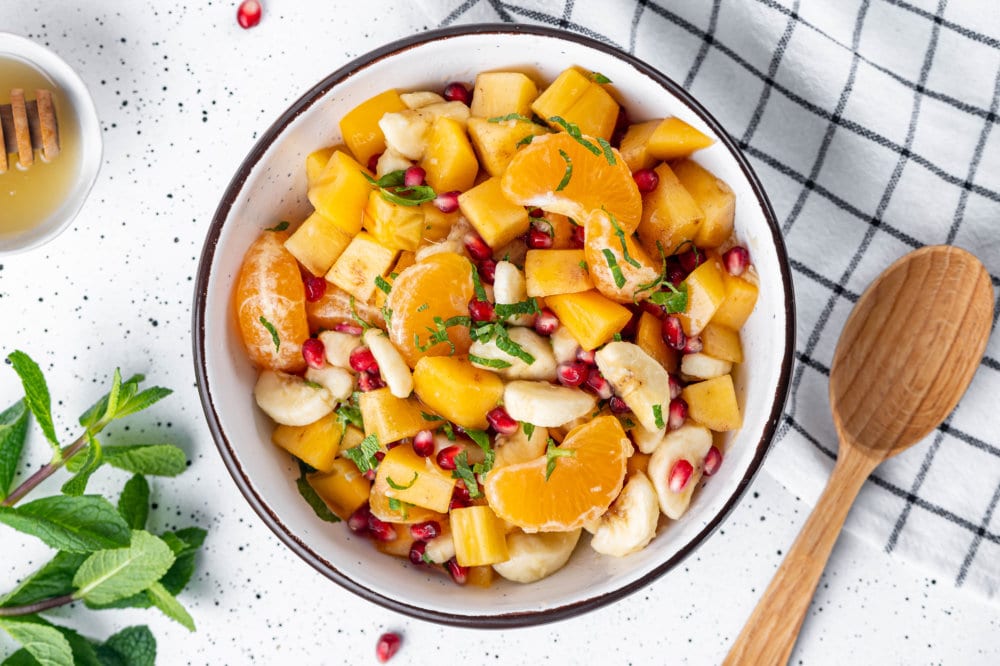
0,88 -> 60,174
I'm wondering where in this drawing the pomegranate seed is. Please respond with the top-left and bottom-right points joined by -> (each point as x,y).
661,315 -> 686,350
443,82 -> 471,105
528,207 -> 544,218
666,264 -> 687,286
358,371 -> 385,392
333,322 -> 364,335
683,335 -> 703,354
410,520 -> 441,541
349,346 -> 379,373
641,301 -> 665,319
703,446 -> 723,476
236,0 -> 262,29
557,361 -> 588,387
375,632 -> 402,663
463,232 -> 492,261
434,190 -> 460,213
374,451 -> 385,463
487,407 -> 518,435
621,308 -> 641,339
367,513 -> 397,542
668,398 -> 688,430
404,165 -> 426,187
478,258 -> 497,284
570,224 -> 586,248
409,541 -> 428,566
449,496 -> 470,511
348,505 -> 371,534
723,246 -> 750,276
436,445 -> 462,471
412,429 -> 435,457
367,152 -> 382,173
533,308 -> 560,336
468,299 -> 496,322
608,395 -> 631,414
304,275 -> 326,302
576,348 -> 597,365
301,338 -> 326,369
526,226 -> 554,249
677,248 -> 705,274
632,168 -> 659,193
668,459 -> 694,493
669,374 -> 683,400
446,558 -> 468,585
585,369 -> 613,400
452,480 -> 472,503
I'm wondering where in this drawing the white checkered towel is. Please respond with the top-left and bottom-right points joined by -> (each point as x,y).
415,0 -> 1000,600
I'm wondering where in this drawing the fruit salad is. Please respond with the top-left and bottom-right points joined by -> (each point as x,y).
233,67 -> 759,587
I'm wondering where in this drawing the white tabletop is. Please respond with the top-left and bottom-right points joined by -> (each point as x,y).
1,2 -> 998,663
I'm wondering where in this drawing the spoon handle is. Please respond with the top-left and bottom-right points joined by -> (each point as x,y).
723,448 -> 877,665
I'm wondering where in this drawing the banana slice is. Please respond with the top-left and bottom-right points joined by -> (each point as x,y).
503,381 -> 597,428
375,147 -> 413,177
492,529 -> 581,583
317,330 -> 362,370
631,423 -> 666,454
415,218 -> 470,262
647,423 -> 713,519
424,526 -> 456,564
254,370 -> 335,426
594,342 -> 671,433
494,424 -> 549,469
589,471 -> 659,557
492,261 -> 533,326
400,91 -> 446,109
304,365 -> 354,402
550,325 -> 581,364
379,102 -> 471,160
680,353 -> 733,381
469,327 -> 557,381
363,328 -> 413,398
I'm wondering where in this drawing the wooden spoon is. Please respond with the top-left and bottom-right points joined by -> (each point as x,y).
724,245 -> 994,666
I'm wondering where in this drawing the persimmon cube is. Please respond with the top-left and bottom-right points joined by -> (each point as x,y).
545,290 -> 632,351
412,356 -> 504,430
359,388 -> 427,445
420,202 -> 460,242
563,83 -> 619,141
271,412 -> 344,473
531,67 -> 591,122
682,374 -> 742,431
450,505 -> 510,567
619,119 -> 660,172
713,271 -> 759,330
467,566 -> 495,588
467,117 -> 547,177
306,146 -> 337,186
307,458 -> 371,520
374,251 -> 416,308
364,190 -> 426,252
339,89 -> 408,165
325,231 -> 398,302
637,162 -> 704,258
636,311 -> 678,372
470,72 -> 539,119
677,257 -> 726,336
524,249 -> 594,297
374,443 -> 455,513
421,116 -> 479,194
701,322 -> 743,363
627,451 -> 651,477
284,212 -> 353,277
375,526 -> 416,558
307,150 -> 373,236
458,177 -> 531,249
647,117 -> 714,161
370,471 -> 446,524
545,213 -> 578,249
672,159 -> 735,249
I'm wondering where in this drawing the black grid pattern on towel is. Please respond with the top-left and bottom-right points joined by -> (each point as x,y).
427,0 -> 1000,593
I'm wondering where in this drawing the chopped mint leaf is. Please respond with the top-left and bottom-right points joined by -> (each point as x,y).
258,317 -> 280,351
494,298 -> 539,319
601,249 -> 626,288
545,438 -> 576,481
578,260 -> 589,273
342,434 -> 380,474
420,411 -> 444,422
606,209 -> 640,267
386,471 -> 418,491
596,137 -> 616,165
653,404 -> 665,430
386,497 -> 411,519
556,149 -> 573,191
295,464 -> 339,523
335,403 -> 363,432
591,72 -> 612,84
613,333 -> 623,341
348,296 -> 372,332
469,354 -> 513,369
470,262 -> 488,302
466,429 -> 494,476
416,303 -> 429,312
441,421 -> 456,441
488,113 -> 535,123
363,171 -> 437,207
265,221 -> 290,232
374,275 -> 392,295
516,134 -> 535,147
451,451 -> 482,498
522,422 -> 535,438
547,116 -> 601,156
648,282 -> 688,313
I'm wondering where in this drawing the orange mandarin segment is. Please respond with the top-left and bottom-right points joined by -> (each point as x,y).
483,415 -> 631,532
582,209 -> 660,303
234,230 -> 310,372
501,132 -> 642,233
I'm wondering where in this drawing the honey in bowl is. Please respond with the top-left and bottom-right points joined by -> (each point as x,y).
0,54 -> 80,239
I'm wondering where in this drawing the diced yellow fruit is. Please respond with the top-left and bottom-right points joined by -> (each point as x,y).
374,251 -> 417,308
647,117 -> 714,161
370,471 -> 446,524
339,89 -> 409,165
531,67 -> 591,121
364,190 -> 426,252
375,527 -> 416,558
451,505 -> 510,567
627,452 -> 651,477
677,257 -> 727,336
545,213 -> 578,249
467,565 -> 495,588
701,322 -> 743,363
271,412 -> 344,473
420,202 -> 460,242
619,120 -> 660,172
545,290 -> 632,351
682,374 -> 742,431
533,68 -> 619,140
467,117 -> 548,177
412,356 -> 504,430
307,458 -> 371,520
637,162 -> 704,258
671,159 -> 735,249
307,151 -> 373,236
325,231 -> 398,302
340,424 -> 366,450
524,249 -> 594,297
458,177 -> 531,249
374,444 -> 456,513
636,311 -> 678,372
284,212 -> 353,277
306,146 -> 337,186
359,388 -> 427,445
420,116 -> 479,194
471,72 -> 539,119
713,271 -> 759,330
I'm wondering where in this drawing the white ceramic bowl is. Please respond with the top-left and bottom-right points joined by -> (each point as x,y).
194,25 -> 794,626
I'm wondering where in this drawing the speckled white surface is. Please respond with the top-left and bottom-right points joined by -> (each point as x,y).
0,2 -> 998,664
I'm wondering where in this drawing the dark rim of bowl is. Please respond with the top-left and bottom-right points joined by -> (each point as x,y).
192,23 -> 796,629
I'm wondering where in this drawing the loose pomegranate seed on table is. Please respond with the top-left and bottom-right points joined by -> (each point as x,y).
632,168 -> 659,193
668,398 -> 688,430
446,558 -> 469,585
463,231 -> 492,260
349,346 -> 378,373
468,298 -> 496,322
301,338 -> 325,369
434,190 -> 460,213
375,632 -> 402,663
236,0 -> 262,29
403,165 -> 425,187
668,459 -> 695,493
412,429 -> 435,457
409,520 -> 441,541
703,446 -> 723,476
436,445 -> 462,471
661,315 -> 687,350
442,81 -> 471,105
723,246 -> 750,276
533,308 -> 560,335
478,258 -> 497,284
303,275 -> 326,302
557,361 -> 588,387
487,406 -> 518,434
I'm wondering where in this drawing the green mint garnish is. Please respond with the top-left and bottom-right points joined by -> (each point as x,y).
606,208 -> 640,268
363,171 -> 436,207
516,134 -> 535,147
596,137 -> 616,165
386,471 -> 418,491
547,116 -> 601,157
451,451 -> 482,498
601,249 -> 626,288
348,296 -> 372,332
488,113 -> 535,123
653,404 -> 665,430
374,275 -> 392,295
258,316 -> 280,351
387,497 -> 411,519
613,333 -> 622,341
335,401 -> 364,432
420,411 -> 444,422
470,262 -> 488,302
342,434 -> 380,474
590,72 -> 612,84
265,221 -> 290,232
556,148 -> 573,191
416,302 -> 429,312
468,354 -> 513,369
579,259 -> 589,273
545,438 -> 576,481
296,461 -> 339,523
647,281 -> 688,313
522,422 -> 535,438
494,298 -> 539,319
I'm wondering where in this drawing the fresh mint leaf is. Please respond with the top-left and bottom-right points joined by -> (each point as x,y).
102,444 -> 187,477
515,134 -> 535,147
596,137 -> 616,165
146,582 -> 194,632
606,209 -> 639,268
420,412 -> 443,422
348,296 -> 372,332
547,116 -> 601,156
522,422 -> 535,439
386,497 -> 411,520
96,625 -> 156,666
468,354 -> 512,369
386,471 -> 418,490
556,149 -> 573,191
467,430 -> 495,476
493,327 -> 536,365
363,172 -> 437,207
78,374 -> 142,429
0,618 -> 101,666
545,438 -> 576,481
335,403 -> 363,432
487,113 -> 534,123
590,72 -> 612,84
342,434 -> 380,474
158,528 -> 207,596
493,298 -> 539,319
0,617 -> 73,666
295,463 -> 339,523
374,275 -> 392,295
0,495 -> 131,553
258,317 -> 280,352
264,221 -> 290,232
653,404 -> 665,430
647,282 -> 688,313
117,474 -> 150,530
61,434 -> 103,497
0,400 -> 29,500
450,451 -> 481,499
6,351 -> 59,454
73,530 -> 175,606
112,386 -> 172,420
101,369 -> 124,424
0,552 -> 87,608
469,262 -> 488,303
601,249 -> 626,288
